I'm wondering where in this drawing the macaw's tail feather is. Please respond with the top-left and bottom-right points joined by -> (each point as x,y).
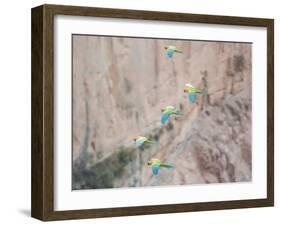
161,163 -> 174,169
160,124 -> 167,129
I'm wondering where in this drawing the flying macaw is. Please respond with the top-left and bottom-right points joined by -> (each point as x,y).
147,158 -> 174,175
134,136 -> 154,147
184,83 -> 208,103
161,105 -> 180,125
164,45 -> 182,58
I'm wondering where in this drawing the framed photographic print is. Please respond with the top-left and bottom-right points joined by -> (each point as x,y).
31,4 -> 274,221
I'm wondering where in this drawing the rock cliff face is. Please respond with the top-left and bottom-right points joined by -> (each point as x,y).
72,35 -> 252,189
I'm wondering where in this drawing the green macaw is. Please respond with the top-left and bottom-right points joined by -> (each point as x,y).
161,105 -> 180,125
147,158 -> 174,175
134,136 -> 154,147
184,83 -> 207,103
164,45 -> 183,58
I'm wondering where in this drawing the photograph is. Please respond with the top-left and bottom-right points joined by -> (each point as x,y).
72,35 -> 252,190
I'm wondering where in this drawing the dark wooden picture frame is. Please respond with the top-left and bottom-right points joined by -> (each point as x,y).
31,4 -> 274,221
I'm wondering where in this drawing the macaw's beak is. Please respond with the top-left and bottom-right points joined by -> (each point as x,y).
183,88 -> 188,93
164,46 -> 168,50
161,108 -> 165,112
147,160 -> 152,166
133,138 -> 136,141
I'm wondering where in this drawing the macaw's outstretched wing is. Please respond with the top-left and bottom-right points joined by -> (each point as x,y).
166,48 -> 174,58
160,163 -> 174,169
161,112 -> 171,124
172,110 -> 180,116
145,139 -> 154,144
151,163 -> 161,175
174,49 -> 182,53
188,92 -> 197,103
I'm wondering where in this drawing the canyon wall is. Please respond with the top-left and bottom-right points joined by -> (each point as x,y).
72,35 -> 252,189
